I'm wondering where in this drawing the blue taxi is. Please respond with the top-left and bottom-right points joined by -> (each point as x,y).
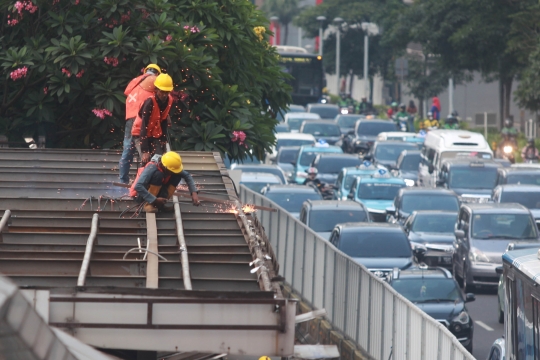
294,142 -> 343,184
347,169 -> 406,221
334,161 -> 383,200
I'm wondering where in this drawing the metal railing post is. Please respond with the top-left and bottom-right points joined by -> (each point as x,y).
173,196 -> 192,290
0,210 -> 11,234
77,213 -> 99,286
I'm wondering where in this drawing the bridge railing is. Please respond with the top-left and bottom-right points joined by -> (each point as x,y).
240,185 -> 475,360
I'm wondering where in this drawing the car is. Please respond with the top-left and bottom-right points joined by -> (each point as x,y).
334,114 -> 365,135
328,223 -> 415,278
283,112 -> 321,132
487,338 -> 505,360
334,162 -> 384,200
436,159 -> 501,202
453,203 -> 540,291
240,172 -> 283,193
311,153 -> 363,185
364,140 -> 419,170
388,266 -> 475,352
293,145 -> 343,184
299,200 -> 370,239
492,184 -> 540,228
496,167 -> 540,186
223,154 -> 262,168
341,119 -> 398,154
306,103 -> 340,120
231,164 -> 288,184
274,123 -> 290,133
276,146 -> 299,181
418,130 -> 493,188
392,150 -> 421,187
403,211 -> 458,270
266,132 -> 316,164
386,188 -> 460,225
276,104 -> 305,121
299,120 -> 342,145
260,184 -> 323,218
348,171 -> 407,222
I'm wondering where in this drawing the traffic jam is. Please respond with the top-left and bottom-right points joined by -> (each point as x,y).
233,103 -> 540,356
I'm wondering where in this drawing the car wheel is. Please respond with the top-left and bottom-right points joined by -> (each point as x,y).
498,301 -> 504,324
453,262 -> 463,287
464,264 -> 475,293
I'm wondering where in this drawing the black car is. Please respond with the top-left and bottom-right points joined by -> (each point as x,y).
403,211 -> 458,270
276,146 -> 300,181
311,153 -> 362,185
306,104 -> 340,120
496,167 -> 540,186
299,120 -> 342,145
340,119 -> 398,154
388,266 -> 475,352
437,159 -> 501,202
328,223 -> 417,279
334,114 -> 365,135
231,164 -> 288,183
393,150 -> 421,187
386,188 -> 460,225
364,141 -> 418,170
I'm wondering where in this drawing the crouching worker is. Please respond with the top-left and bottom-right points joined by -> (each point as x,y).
130,151 -> 200,213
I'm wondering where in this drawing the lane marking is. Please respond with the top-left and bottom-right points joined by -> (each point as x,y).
475,320 -> 494,331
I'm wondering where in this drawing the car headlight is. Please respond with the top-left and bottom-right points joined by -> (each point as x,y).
453,310 -> 470,325
341,109 -> 349,114
404,179 -> 415,187
296,171 -> 307,179
355,140 -> 362,145
469,247 -> 490,263
503,145 -> 513,154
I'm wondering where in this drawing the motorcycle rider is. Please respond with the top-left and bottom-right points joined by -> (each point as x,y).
357,96 -> 373,115
501,118 -> 518,137
394,103 -> 410,131
521,138 -> 540,162
424,111 -> 439,130
303,167 -> 333,198
387,102 -> 398,119
443,113 -> 459,129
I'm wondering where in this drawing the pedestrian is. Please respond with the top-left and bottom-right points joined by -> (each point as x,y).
118,64 -> 161,184
131,73 -> 174,166
406,100 -> 417,116
130,151 -> 200,213
430,97 -> 441,121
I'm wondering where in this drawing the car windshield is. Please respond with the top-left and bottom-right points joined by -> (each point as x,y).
276,138 -> 314,151
337,116 -> 362,128
506,173 -> 540,185
440,151 -> 493,161
299,150 -> 339,166
399,154 -> 421,171
357,122 -> 397,136
472,213 -> 538,239
401,194 -> 459,214
357,183 -> 405,200
302,123 -> 341,137
344,174 -> 362,191
339,231 -> 411,258
237,167 -> 285,183
242,180 -> 281,193
374,144 -> 418,162
287,118 -> 315,131
278,149 -> 299,165
309,209 -> 368,232
412,214 -> 457,233
316,157 -> 362,174
265,191 -> 322,212
500,191 -> 540,209
392,278 -> 461,303
448,167 -> 498,189
309,107 -> 339,119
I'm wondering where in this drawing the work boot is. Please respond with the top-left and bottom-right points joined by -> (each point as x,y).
144,184 -> 161,213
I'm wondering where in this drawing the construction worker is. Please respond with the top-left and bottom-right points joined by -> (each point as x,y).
130,152 -> 200,212
119,64 -> 161,184
132,73 -> 174,166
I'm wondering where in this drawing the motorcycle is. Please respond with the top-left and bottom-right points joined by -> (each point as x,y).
306,182 -> 335,200
395,115 -> 409,132
339,105 -> 355,115
497,135 -> 517,163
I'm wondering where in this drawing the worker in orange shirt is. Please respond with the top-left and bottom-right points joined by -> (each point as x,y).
118,64 -> 161,184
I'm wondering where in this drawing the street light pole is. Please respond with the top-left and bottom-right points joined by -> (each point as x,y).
363,33 -> 369,99
316,16 -> 326,56
334,17 -> 343,95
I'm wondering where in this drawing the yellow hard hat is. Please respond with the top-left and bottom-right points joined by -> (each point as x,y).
144,64 -> 161,74
161,152 -> 183,173
154,73 -> 174,91
258,357 -> 271,360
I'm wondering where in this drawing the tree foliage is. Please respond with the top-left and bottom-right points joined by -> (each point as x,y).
0,0 -> 290,160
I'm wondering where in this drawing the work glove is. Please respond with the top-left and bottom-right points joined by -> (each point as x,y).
153,197 -> 168,208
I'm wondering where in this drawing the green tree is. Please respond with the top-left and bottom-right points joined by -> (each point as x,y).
261,0 -> 301,46
0,0 -> 290,161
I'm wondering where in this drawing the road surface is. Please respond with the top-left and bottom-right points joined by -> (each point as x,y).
467,287 -> 503,359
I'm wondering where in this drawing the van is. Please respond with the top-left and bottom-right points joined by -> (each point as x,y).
418,130 -> 493,188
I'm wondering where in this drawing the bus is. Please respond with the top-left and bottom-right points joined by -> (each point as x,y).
276,46 -> 324,106
501,247 -> 540,359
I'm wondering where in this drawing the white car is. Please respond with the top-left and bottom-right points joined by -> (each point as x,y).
266,132 -> 316,164
240,172 -> 283,193
284,112 -> 321,132
376,131 -> 418,141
